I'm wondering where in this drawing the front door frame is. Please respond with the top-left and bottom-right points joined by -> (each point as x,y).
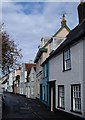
49,80 -> 56,112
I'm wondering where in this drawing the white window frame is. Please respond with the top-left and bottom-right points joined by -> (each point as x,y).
32,73 -> 34,82
58,85 -> 65,109
44,63 -> 48,78
63,48 -> 71,71
31,87 -> 34,95
42,86 -> 45,101
71,84 -> 81,112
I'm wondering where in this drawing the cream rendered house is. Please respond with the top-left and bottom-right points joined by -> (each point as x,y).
34,37 -> 50,99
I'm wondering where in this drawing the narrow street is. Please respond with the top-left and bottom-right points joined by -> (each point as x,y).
2,92 -> 42,120
1,92 -> 85,120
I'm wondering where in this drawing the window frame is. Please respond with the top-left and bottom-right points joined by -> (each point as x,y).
63,48 -> 71,71
71,84 -> 81,114
44,63 -> 48,78
42,86 -> 45,101
58,85 -> 65,109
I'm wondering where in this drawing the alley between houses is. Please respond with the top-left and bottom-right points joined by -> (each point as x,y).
2,92 -> 85,120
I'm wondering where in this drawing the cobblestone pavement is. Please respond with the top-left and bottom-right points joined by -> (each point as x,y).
2,92 -> 85,120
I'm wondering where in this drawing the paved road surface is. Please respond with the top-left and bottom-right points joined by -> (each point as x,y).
2,92 -> 85,120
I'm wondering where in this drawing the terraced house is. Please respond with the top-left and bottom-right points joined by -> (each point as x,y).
41,15 -> 70,110
26,66 -> 36,99
43,2 -> 85,118
20,63 -> 35,96
34,37 -> 50,99
34,14 -> 70,105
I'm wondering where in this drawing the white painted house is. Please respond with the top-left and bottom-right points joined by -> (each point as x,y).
7,71 -> 14,92
48,2 -> 85,118
26,66 -> 36,99
20,63 -> 36,95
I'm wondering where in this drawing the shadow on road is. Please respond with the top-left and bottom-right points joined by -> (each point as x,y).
2,92 -> 85,120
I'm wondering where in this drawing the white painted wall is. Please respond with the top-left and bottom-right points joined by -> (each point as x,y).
7,72 -> 13,92
29,67 -> 37,99
49,40 -> 84,117
83,38 -> 85,117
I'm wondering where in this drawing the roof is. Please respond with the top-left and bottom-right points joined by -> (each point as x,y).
34,48 -> 47,63
25,63 -> 36,74
42,20 -> 85,65
53,25 -> 70,38
34,25 -> 70,64
43,25 -> 70,48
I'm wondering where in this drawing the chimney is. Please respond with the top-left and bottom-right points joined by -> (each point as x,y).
78,1 -> 85,23
61,14 -> 66,27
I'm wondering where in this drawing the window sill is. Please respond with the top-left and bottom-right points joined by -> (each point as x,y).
70,110 -> 82,114
57,106 -> 65,110
63,68 -> 71,72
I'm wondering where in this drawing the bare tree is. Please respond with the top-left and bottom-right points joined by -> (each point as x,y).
0,24 -> 22,75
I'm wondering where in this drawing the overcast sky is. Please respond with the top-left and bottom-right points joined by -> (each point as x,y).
1,0 -> 80,63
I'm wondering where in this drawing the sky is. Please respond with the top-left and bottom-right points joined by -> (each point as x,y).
0,0 -> 81,63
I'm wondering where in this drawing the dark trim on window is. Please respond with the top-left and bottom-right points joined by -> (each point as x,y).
70,110 -> 82,115
71,85 -> 73,111
63,50 -> 65,71
63,68 -> 71,72
71,84 -> 81,113
57,106 -> 65,110
71,84 -> 81,86
63,48 -> 71,72
58,85 -> 65,109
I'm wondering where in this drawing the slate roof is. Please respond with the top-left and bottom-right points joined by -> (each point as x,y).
25,63 -> 36,74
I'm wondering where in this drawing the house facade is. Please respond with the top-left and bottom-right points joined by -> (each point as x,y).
7,71 -> 13,92
13,67 -> 21,94
34,37 -> 50,99
48,2 -> 85,118
26,66 -> 36,99
40,15 -> 70,109
20,63 -> 35,96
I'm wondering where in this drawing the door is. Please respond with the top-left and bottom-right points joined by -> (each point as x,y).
50,81 -> 55,112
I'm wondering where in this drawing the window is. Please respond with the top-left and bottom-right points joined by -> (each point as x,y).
71,84 -> 81,112
44,63 -> 48,78
58,85 -> 65,109
31,87 -> 34,95
45,85 -> 48,102
32,73 -> 34,81
42,86 -> 45,101
63,48 -> 71,71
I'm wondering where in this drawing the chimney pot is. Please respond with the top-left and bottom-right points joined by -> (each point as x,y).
78,2 -> 85,23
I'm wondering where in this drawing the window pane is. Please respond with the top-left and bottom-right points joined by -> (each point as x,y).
72,85 -> 81,112
64,49 -> 71,70
58,86 -> 65,108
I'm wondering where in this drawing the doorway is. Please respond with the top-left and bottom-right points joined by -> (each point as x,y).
49,81 -> 56,112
